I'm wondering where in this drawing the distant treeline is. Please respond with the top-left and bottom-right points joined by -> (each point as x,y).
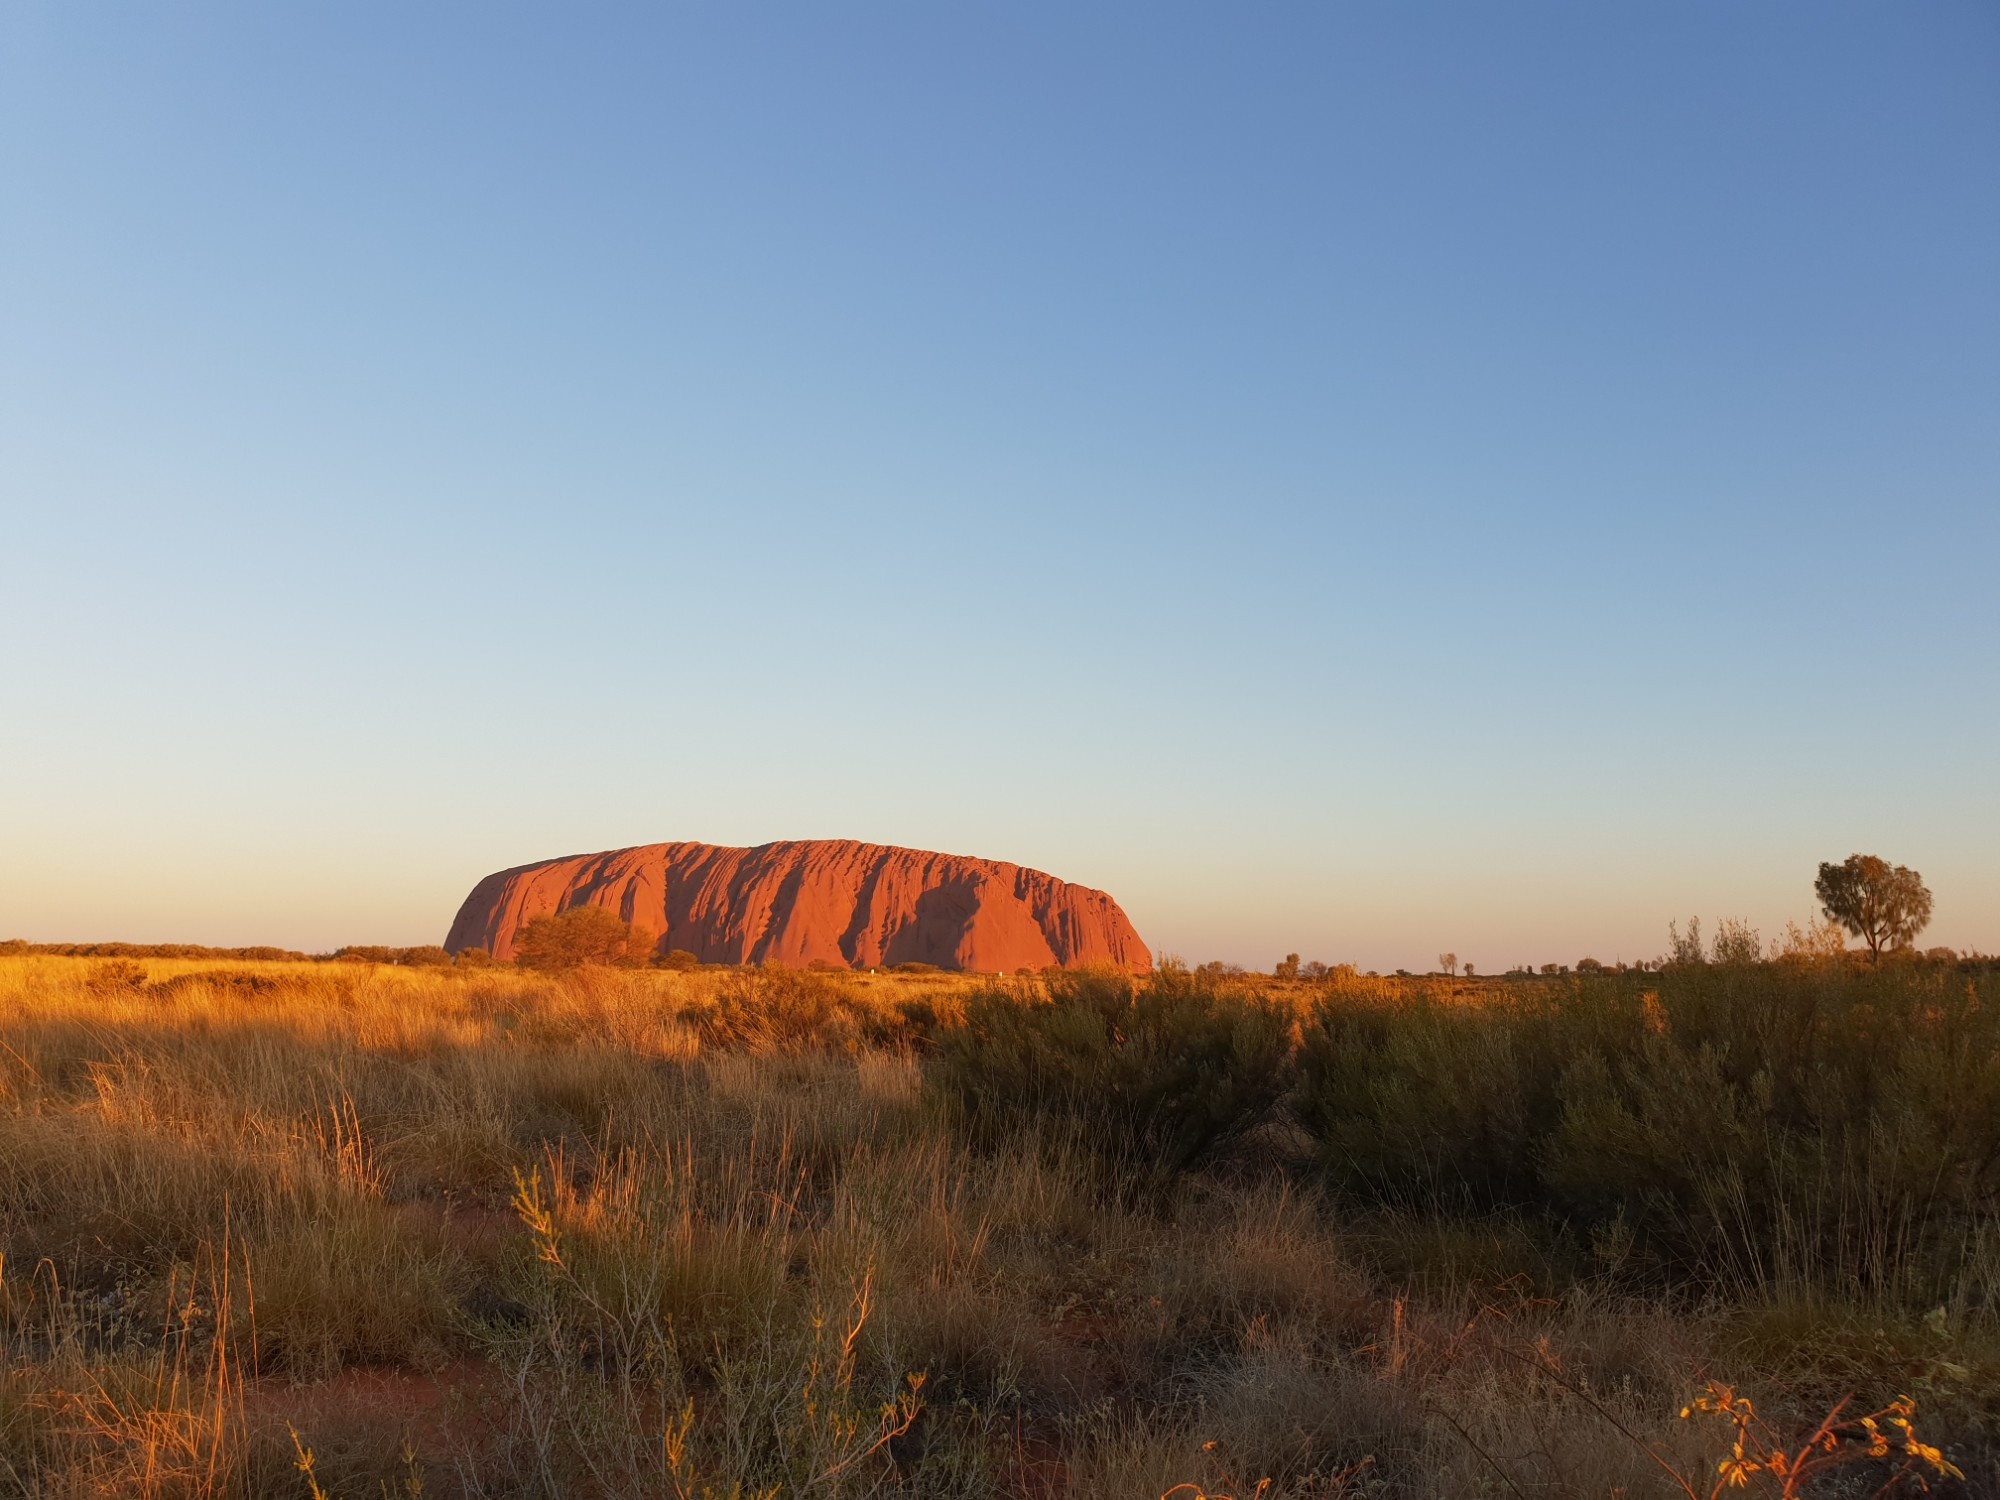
0,939 -> 454,966
0,939 -> 313,961
0,938 -> 962,972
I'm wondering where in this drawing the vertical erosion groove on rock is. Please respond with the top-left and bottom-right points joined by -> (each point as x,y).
444,839 -> 1153,972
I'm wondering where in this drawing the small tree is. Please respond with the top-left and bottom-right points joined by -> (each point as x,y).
513,906 -> 657,970
1437,952 -> 1457,977
1815,854 -> 1932,962
1770,917 -> 1846,962
1274,953 -> 1300,980
1666,917 -> 1705,967
1710,917 -> 1762,966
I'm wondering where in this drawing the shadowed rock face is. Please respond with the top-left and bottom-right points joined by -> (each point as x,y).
444,840 -> 1152,973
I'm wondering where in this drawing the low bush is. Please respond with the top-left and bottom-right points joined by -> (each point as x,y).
933,964 -> 1291,1179
688,965 -> 909,1052
1293,962 -> 2000,1304
1294,988 -> 1566,1212
333,943 -> 458,966
87,959 -> 147,990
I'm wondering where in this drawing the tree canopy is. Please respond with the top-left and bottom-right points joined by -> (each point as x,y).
512,905 -> 657,970
1814,854 -> 1932,962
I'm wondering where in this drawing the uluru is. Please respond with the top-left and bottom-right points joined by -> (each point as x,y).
445,839 -> 1153,973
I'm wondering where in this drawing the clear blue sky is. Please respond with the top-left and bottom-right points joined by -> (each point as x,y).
3,3 -> 1995,969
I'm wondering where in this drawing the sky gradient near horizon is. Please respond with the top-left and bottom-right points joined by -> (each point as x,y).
3,3 -> 1996,971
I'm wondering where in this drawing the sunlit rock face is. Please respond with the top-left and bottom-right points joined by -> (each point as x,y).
445,839 -> 1152,973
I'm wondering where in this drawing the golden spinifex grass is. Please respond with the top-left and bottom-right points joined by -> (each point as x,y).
0,953 -> 1993,1497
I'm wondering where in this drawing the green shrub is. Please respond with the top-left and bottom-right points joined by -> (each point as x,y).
1292,964 -> 2000,1304
932,965 -> 1290,1178
1542,962 -> 2000,1300
1295,991 -> 1555,1211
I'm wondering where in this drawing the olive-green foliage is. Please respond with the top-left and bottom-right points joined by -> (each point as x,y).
934,964 -> 1291,1177
1815,852 -> 1934,961
1295,960 -> 2000,1305
1296,988 -> 1565,1211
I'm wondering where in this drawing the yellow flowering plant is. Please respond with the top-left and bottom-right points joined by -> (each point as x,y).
1675,1383 -> 1962,1498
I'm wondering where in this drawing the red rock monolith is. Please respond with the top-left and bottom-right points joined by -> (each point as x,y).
444,840 -> 1152,972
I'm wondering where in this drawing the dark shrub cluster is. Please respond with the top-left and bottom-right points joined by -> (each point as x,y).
331,944 -> 454,967
927,957 -> 2000,1305
1294,963 -> 2000,1303
933,964 -> 1292,1178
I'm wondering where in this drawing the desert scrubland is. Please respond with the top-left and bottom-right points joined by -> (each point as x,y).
0,952 -> 1994,1498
